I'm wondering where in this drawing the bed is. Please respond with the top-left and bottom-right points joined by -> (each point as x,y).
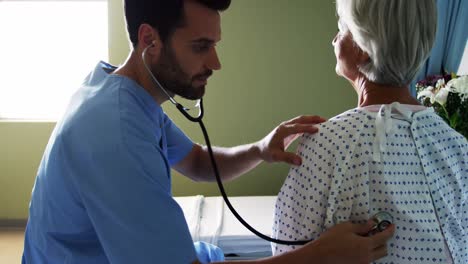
174,195 -> 277,260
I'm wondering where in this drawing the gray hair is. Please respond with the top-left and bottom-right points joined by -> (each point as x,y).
336,0 -> 437,86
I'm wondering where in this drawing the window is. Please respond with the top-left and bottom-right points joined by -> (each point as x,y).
458,40 -> 468,75
0,0 -> 108,120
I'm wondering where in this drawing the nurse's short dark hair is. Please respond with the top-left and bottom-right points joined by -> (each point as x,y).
124,0 -> 231,48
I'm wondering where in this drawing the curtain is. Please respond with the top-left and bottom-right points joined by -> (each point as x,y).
411,0 -> 468,95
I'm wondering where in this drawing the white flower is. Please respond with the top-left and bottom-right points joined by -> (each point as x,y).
447,76 -> 468,101
417,85 -> 451,105
417,86 -> 433,97
434,87 -> 450,105
417,86 -> 435,101
435,78 -> 446,90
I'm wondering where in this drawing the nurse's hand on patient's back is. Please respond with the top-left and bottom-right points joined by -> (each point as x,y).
257,115 -> 326,166
308,221 -> 395,264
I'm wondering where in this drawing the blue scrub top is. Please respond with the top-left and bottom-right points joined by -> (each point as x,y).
22,62 -> 197,264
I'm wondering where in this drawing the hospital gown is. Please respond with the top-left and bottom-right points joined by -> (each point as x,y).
272,103 -> 467,264
22,61 -> 198,264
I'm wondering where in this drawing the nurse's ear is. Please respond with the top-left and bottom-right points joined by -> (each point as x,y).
138,23 -> 162,60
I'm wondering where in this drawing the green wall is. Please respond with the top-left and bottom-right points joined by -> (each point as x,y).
0,0 -> 355,220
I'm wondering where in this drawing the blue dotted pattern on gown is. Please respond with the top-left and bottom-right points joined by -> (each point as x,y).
272,107 -> 467,264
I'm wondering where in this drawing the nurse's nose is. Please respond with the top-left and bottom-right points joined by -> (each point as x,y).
207,48 -> 221,71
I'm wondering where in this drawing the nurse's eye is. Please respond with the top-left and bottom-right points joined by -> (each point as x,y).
192,44 -> 210,54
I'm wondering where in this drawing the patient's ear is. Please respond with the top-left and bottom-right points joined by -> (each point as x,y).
358,49 -> 370,65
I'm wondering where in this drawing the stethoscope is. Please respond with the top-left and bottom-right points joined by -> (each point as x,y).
142,44 -> 393,246
142,43 -> 309,245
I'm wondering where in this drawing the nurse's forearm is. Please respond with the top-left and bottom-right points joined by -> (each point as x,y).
180,116 -> 325,182
197,221 -> 394,264
195,143 -> 263,182
208,243 -> 321,264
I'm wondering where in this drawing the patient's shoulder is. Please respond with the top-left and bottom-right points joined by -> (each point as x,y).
294,109 -> 368,167
301,108 -> 369,145
327,108 -> 372,128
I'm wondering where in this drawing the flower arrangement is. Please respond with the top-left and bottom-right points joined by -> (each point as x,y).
416,73 -> 468,139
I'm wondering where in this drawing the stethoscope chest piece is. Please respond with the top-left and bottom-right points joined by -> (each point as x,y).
370,211 -> 393,234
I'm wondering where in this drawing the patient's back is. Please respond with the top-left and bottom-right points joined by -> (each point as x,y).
272,105 -> 467,264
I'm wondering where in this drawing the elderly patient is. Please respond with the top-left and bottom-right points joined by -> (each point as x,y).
272,0 -> 467,263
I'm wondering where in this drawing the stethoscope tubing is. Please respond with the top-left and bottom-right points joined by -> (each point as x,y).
196,116 -> 310,245
142,45 -> 310,245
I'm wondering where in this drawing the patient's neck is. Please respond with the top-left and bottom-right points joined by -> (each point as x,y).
352,75 -> 420,108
